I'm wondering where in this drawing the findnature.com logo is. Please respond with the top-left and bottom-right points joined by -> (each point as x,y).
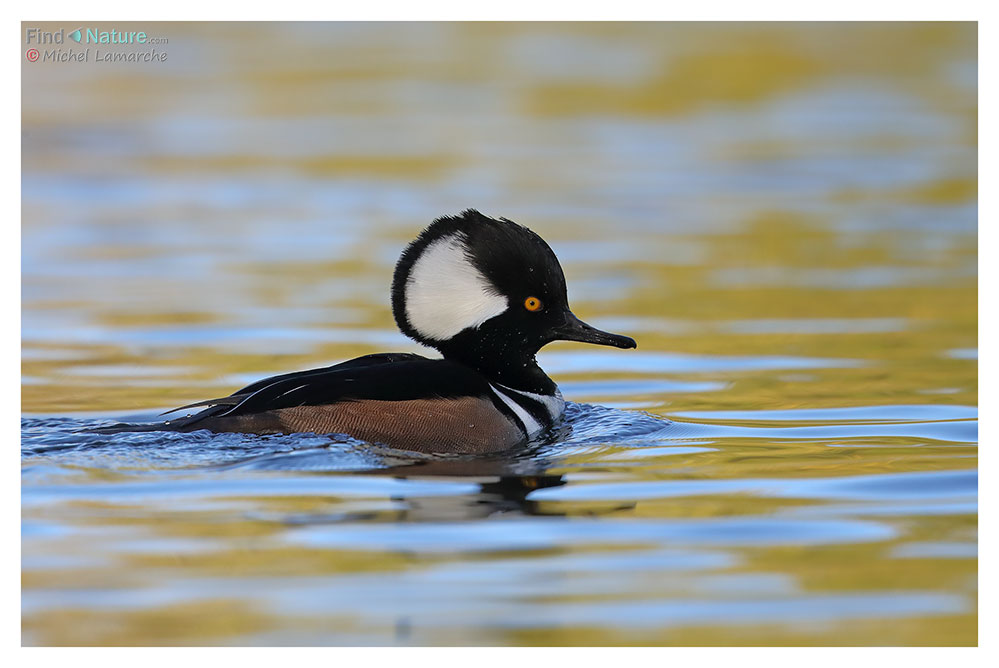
24,26 -> 168,63
67,27 -> 168,45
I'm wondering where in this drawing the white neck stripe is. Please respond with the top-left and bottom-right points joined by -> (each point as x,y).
489,384 -> 543,438
492,382 -> 565,422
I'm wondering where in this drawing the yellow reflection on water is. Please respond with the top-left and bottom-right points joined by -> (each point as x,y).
22,21 -> 976,646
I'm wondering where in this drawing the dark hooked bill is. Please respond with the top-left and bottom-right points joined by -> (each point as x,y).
552,311 -> 637,349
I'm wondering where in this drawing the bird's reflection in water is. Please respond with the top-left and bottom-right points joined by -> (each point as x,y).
387,474 -> 568,522
228,431 -> 637,524
372,446 -> 570,521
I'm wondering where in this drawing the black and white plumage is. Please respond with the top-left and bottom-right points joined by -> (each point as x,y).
95,210 -> 637,453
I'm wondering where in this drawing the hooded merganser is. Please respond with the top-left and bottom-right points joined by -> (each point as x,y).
99,210 -> 636,453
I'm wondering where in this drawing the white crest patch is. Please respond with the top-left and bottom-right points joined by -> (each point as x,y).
405,233 -> 508,341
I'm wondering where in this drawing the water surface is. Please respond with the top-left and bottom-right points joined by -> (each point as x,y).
22,22 -> 977,646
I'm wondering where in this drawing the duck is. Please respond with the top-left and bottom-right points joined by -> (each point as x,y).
97,210 -> 636,453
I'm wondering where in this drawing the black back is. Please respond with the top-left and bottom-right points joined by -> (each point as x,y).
167,353 -> 504,430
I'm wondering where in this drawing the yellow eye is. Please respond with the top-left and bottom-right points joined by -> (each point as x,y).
524,296 -> 543,312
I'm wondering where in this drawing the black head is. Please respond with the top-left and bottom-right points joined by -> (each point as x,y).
391,210 -> 636,380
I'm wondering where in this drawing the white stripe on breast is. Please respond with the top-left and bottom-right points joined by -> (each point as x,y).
492,383 -> 566,422
489,384 -> 543,437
